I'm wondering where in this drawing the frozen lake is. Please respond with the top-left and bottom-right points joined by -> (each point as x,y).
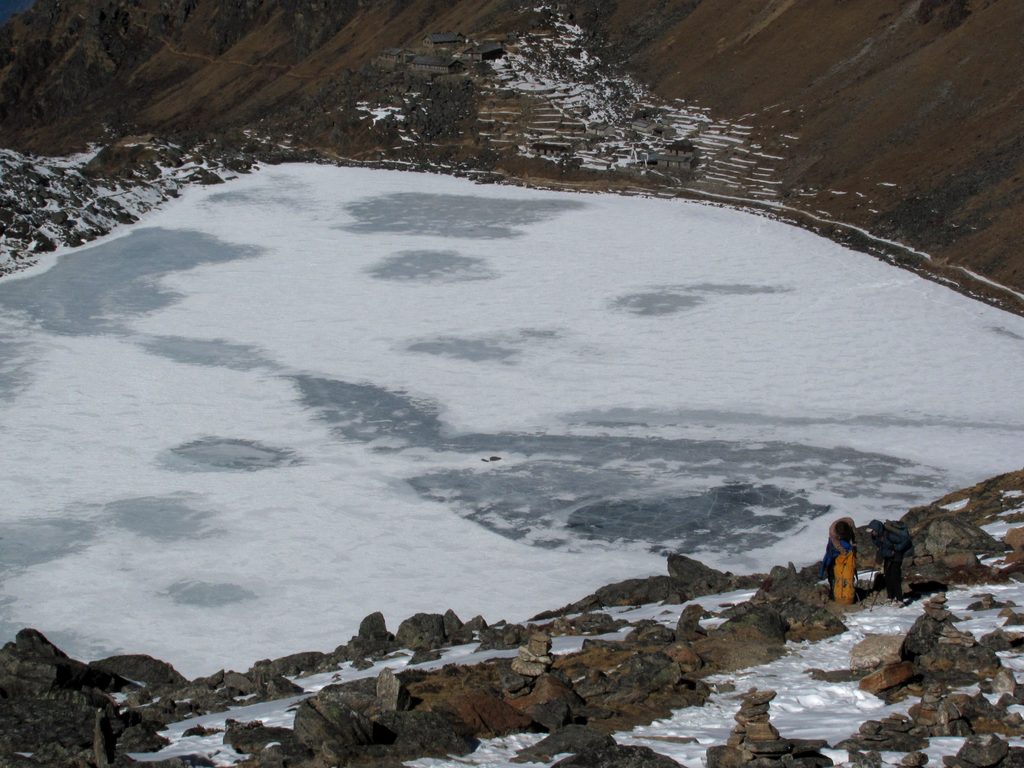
1,165 -> 1022,676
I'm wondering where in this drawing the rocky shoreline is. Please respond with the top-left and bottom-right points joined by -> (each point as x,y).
2,469 -> 1024,767
4,138 -> 1024,320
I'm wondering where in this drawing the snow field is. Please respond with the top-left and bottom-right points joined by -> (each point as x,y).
0,164 -> 1022,676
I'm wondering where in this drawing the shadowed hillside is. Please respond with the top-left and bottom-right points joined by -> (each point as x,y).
0,0 -> 1021,294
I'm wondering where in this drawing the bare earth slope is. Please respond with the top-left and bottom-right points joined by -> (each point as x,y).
0,0 -> 1021,293
574,0 -> 1024,292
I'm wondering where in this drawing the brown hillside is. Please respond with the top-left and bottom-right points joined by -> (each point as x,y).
574,0 -> 1024,292
0,0 -> 1021,294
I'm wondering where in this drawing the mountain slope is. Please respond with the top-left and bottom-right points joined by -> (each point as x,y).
575,0 -> 1024,292
0,0 -> 1021,295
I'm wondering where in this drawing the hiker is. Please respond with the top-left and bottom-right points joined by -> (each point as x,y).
820,517 -> 857,602
868,519 -> 914,604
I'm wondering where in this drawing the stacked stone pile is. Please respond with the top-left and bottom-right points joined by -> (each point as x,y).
908,685 -> 972,736
910,686 -> 1024,738
706,689 -> 833,768
511,633 -> 554,678
905,594 -> 1002,689
837,713 -> 929,753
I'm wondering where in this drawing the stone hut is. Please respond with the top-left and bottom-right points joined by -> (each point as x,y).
464,41 -> 505,62
424,32 -> 465,48
376,48 -> 414,68
652,140 -> 698,171
531,141 -> 573,157
410,56 -> 466,76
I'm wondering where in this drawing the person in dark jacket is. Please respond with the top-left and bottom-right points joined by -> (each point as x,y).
868,519 -> 913,604
820,517 -> 856,598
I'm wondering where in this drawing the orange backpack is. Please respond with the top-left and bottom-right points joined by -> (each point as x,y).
833,550 -> 857,605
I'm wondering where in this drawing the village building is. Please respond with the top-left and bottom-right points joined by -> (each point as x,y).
463,41 -> 505,62
410,55 -> 466,76
375,48 -> 414,68
423,32 -> 465,48
650,140 -> 699,171
631,118 -> 676,139
531,141 -> 573,157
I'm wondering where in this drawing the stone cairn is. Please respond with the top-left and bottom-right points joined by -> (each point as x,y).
707,689 -> 833,768
511,633 -> 553,678
909,684 -> 973,736
924,593 -> 952,620
837,713 -> 929,753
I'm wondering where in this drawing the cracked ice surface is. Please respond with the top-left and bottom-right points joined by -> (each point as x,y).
0,164 -> 1022,676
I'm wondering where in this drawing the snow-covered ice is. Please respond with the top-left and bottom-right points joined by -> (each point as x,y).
1,164 -> 1023,675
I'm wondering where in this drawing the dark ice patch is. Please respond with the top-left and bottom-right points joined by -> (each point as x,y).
566,484 -> 826,550
0,228 -> 261,335
164,580 -> 257,607
341,193 -> 586,239
164,437 -> 300,471
407,336 -> 519,362
366,250 -> 497,282
0,518 -> 96,572
612,283 -> 790,317
408,433 -> 941,553
138,335 -> 274,371
292,375 -> 444,446
991,326 -> 1024,342
286,375 -> 942,554
105,495 -> 214,542
612,292 -> 704,316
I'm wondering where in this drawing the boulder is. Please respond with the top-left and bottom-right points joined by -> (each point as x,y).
0,698 -> 113,764
508,673 -> 584,730
514,725 -> 616,763
918,643 -> 1002,686
904,613 -> 949,659
916,519 -> 1006,560
443,609 -> 471,644
663,642 -> 704,673
595,576 -> 681,607
116,721 -> 171,753
850,635 -> 906,671
372,710 -> 471,759
837,714 -> 929,753
443,690 -> 534,738
223,719 -> 308,760
859,662 -> 916,695
625,621 -> 676,646
304,678 -> 378,716
348,611 -> 395,657
0,628 -> 120,698
553,743 -> 682,768
675,604 -> 708,641
376,667 -> 411,712
292,691 -> 375,754
757,563 -> 821,602
667,554 -> 735,596
773,597 -> 847,641
717,603 -> 788,644
478,622 -> 529,651
948,734 -> 1009,768
550,612 -> 630,637
1005,528 -> 1024,553
605,653 -> 683,700
395,613 -> 447,651
89,654 -> 186,689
